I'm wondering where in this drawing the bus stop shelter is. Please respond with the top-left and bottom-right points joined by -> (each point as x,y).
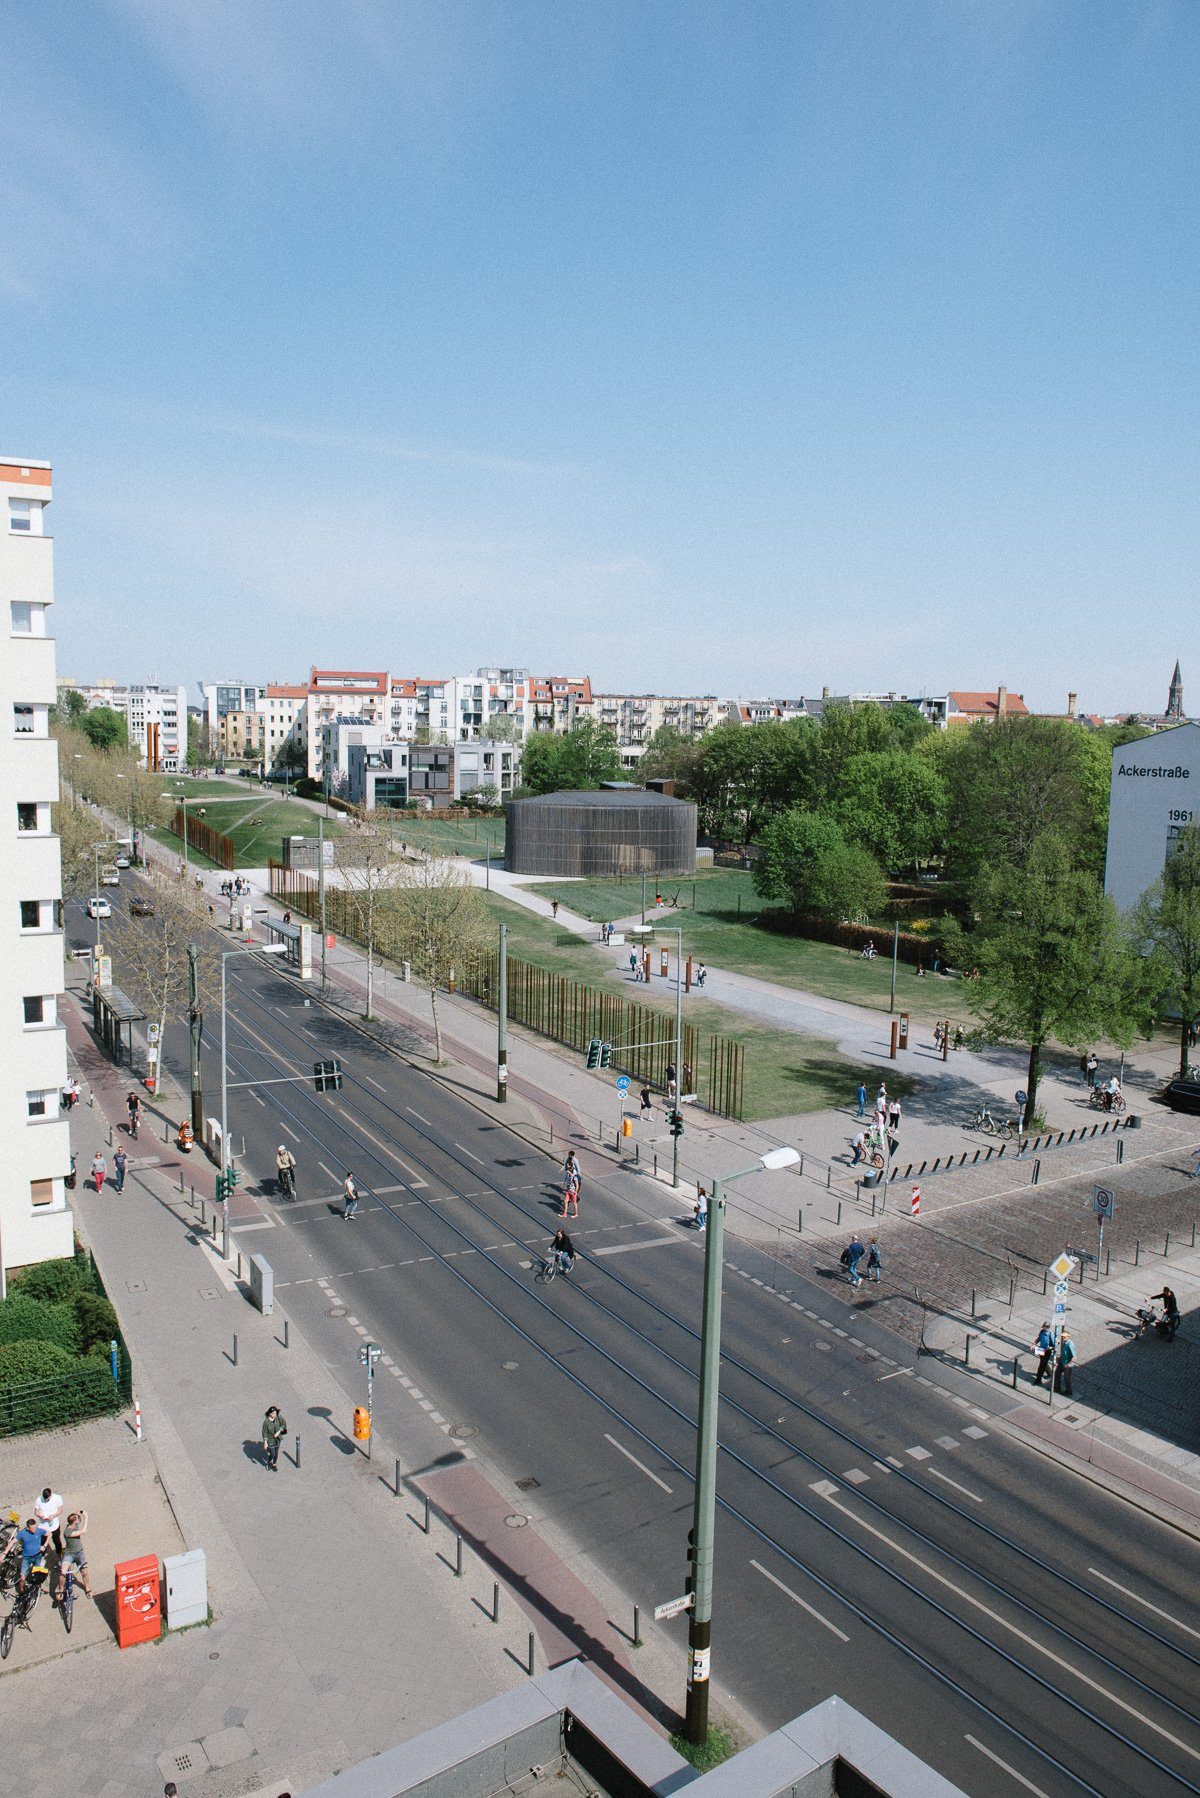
92,985 -> 146,1067
266,915 -> 313,979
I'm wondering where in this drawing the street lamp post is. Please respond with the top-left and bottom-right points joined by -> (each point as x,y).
220,943 -> 288,1255
685,1145 -> 799,1746
672,926 -> 683,1189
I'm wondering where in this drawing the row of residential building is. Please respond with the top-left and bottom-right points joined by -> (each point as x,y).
56,658 -> 1190,802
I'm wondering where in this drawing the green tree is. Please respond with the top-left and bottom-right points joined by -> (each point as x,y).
187,714 -> 213,767
79,706 -> 128,752
692,719 -> 820,839
834,750 -> 948,873
754,809 -> 887,923
812,701 -> 892,802
519,722 -> 622,794
946,833 -> 1146,1128
386,854 -> 490,1063
1129,823 -> 1200,1077
944,718 -> 1109,888
53,688 -> 88,725
638,725 -> 705,794
883,702 -> 934,751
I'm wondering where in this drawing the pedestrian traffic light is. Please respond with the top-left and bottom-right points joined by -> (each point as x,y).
586,1039 -> 602,1070
599,1042 -> 612,1069
353,1406 -> 370,1442
314,1058 -> 344,1093
684,1526 -> 695,1597
669,1109 -> 684,1139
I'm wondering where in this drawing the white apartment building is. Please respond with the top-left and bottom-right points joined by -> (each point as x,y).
307,669 -> 388,777
592,692 -> 719,765
81,680 -> 189,771
263,684 -> 310,777
2,457 -> 74,1278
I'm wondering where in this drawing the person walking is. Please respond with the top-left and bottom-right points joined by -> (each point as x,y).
1085,1051 -> 1098,1087
551,899 -> 559,920
695,962 -> 707,989
90,1152 -> 107,1194
866,1238 -> 883,1283
341,1174 -> 361,1220
639,1085 -> 653,1118
1031,1322 -> 1055,1385
840,1234 -> 866,1287
112,1146 -> 128,1194
856,1082 -> 867,1119
1054,1330 -> 1075,1396
851,1130 -> 868,1166
694,1186 -> 707,1231
628,950 -> 638,980
887,1098 -> 901,1134
261,1405 -> 287,1472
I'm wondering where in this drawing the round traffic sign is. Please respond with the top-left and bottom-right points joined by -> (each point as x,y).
615,1075 -> 631,1092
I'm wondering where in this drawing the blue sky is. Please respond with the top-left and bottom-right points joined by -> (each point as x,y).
6,1 -> 1197,713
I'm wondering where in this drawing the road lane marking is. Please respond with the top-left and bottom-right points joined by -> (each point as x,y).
593,1235 -> 679,1256
231,1220 -> 276,1234
927,1468 -> 983,1503
280,1123 -> 300,1142
407,1107 -> 430,1124
809,1479 -> 839,1498
603,1433 -> 673,1493
251,1091 -> 266,1106
935,1435 -> 961,1450
1088,1569 -> 1200,1643
319,1162 -> 338,1182
965,1736 -> 1049,1796
818,1490 -> 1200,1763
751,1560 -> 849,1641
364,1074 -> 387,1092
842,1469 -> 869,1485
877,1368 -> 911,1382
457,1144 -> 485,1164
905,1446 -> 931,1461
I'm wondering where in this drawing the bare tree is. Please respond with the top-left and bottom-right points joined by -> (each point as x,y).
54,799 -> 109,900
111,871 -> 216,1090
387,855 -> 490,1063
333,810 -> 401,1021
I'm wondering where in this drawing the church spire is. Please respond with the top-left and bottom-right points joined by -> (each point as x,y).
1167,659 -> 1184,721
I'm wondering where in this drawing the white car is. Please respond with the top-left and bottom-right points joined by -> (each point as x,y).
100,867 -> 120,887
85,896 -> 112,920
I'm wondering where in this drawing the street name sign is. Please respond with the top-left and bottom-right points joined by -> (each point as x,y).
654,1593 -> 695,1621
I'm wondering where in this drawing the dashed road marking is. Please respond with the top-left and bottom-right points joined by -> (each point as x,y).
751,1559 -> 849,1641
965,1735 -> 1049,1797
842,1468 -> 869,1485
809,1478 -> 839,1498
604,1433 -> 673,1494
962,1425 -> 989,1440
935,1435 -> 961,1451
928,1468 -> 983,1503
905,1446 -> 932,1462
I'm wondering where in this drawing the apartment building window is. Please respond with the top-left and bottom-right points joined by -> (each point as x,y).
23,994 -> 52,1025
17,801 -> 45,833
26,1089 -> 56,1120
11,601 -> 42,634
31,1179 -> 56,1208
9,498 -> 45,534
14,704 -> 35,733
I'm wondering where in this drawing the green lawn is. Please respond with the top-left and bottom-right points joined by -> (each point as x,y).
530,867 -> 954,1022
394,814 -> 505,859
153,782 -> 345,868
476,891 -> 897,1120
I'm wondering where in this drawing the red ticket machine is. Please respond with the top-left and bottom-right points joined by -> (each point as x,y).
115,1554 -> 161,1648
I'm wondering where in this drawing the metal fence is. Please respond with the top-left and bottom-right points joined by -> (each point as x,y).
268,860 -> 746,1117
174,806 -> 235,870
0,1255 -> 134,1439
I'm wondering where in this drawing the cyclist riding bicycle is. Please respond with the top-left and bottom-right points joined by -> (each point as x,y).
550,1229 -> 575,1275
126,1090 -> 142,1136
275,1145 -> 297,1197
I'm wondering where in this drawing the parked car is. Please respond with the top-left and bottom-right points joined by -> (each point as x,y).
85,896 -> 112,919
1161,1076 -> 1200,1114
99,867 -> 120,886
114,854 -> 132,869
129,896 -> 155,917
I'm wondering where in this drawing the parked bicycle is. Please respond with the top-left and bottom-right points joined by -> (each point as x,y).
57,1561 -> 77,1635
969,1107 -> 1017,1139
1,1559 -> 48,1659
1088,1085 -> 1126,1114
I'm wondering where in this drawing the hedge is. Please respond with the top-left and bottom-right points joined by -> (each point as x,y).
758,908 -> 942,967
0,1340 -> 76,1384
74,1293 -> 120,1356
14,1256 -> 90,1306
0,1295 -> 80,1355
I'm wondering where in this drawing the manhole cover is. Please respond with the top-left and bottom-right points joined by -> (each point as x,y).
814,1341 -> 832,1352
503,1361 -> 519,1370
505,1513 -> 530,1528
450,1423 -> 479,1440
328,1305 -> 347,1317
126,1280 -> 146,1293
515,1475 -> 540,1491
200,1289 -> 219,1301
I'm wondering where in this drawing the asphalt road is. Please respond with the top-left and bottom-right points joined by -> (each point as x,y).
78,897 -> 1200,1797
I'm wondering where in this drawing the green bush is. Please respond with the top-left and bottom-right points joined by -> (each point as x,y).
0,1295 -> 80,1355
0,1339 -> 76,1386
73,1292 -> 120,1356
14,1257 -> 87,1305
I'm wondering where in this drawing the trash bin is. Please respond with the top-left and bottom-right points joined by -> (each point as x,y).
861,1168 -> 881,1187
1126,1114 -> 1142,1129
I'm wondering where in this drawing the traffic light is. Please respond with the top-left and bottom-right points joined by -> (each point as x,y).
586,1039 -> 602,1071
684,1526 -> 695,1597
599,1041 -> 612,1070
668,1109 -> 684,1139
216,1166 -> 241,1203
314,1058 -> 343,1093
353,1406 -> 370,1442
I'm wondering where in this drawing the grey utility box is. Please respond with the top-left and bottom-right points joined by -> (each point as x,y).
163,1548 -> 207,1630
249,1253 -> 274,1316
